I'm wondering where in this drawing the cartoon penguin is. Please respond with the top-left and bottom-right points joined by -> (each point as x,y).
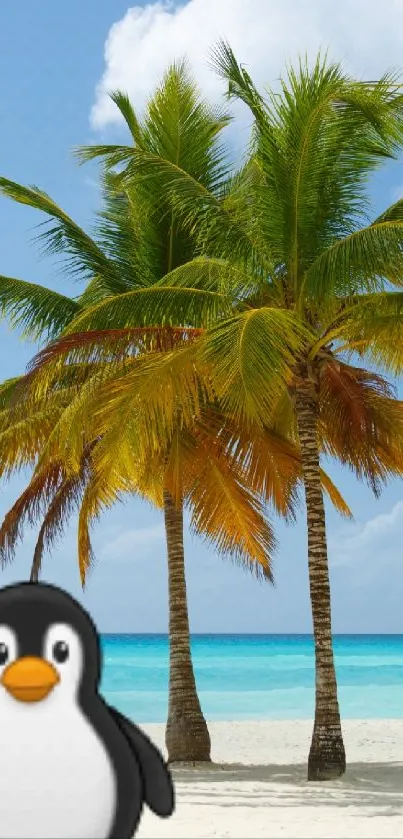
0,581 -> 175,839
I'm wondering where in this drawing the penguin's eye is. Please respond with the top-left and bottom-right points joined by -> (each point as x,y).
44,624 -> 81,689
0,643 -> 8,666
52,641 -> 69,664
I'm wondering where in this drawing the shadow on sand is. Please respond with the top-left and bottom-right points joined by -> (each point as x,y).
171,761 -> 403,818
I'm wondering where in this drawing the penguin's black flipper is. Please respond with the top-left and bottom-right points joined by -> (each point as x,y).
108,706 -> 175,817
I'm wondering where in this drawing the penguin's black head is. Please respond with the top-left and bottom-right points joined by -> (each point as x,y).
0,582 -> 101,706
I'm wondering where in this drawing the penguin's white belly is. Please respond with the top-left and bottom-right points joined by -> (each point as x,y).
0,703 -> 117,839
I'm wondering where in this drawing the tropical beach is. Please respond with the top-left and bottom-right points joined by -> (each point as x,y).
139,719 -> 403,838
1,1 -> 403,837
102,634 -> 403,836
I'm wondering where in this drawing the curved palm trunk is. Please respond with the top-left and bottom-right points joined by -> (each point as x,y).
163,489 -> 211,763
295,384 -> 346,781
30,535 -> 45,582
29,563 -> 38,582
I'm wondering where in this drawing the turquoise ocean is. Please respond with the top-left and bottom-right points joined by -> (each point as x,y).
100,634 -> 403,722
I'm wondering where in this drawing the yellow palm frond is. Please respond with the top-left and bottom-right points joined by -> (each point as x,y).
187,461 -> 275,580
320,469 -> 353,519
30,460 -> 90,581
0,462 -> 65,567
319,360 -> 403,492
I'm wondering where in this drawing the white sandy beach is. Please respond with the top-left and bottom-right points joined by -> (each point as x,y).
139,719 -> 403,838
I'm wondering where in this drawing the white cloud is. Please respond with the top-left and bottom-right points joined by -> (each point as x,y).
91,0 -> 403,130
99,523 -> 165,562
329,500 -> 403,571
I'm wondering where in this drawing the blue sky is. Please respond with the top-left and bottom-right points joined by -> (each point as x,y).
0,0 -> 403,633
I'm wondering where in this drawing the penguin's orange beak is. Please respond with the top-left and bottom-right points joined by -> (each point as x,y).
1,657 -> 60,703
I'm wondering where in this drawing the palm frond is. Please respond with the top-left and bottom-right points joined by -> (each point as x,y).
319,360 -> 403,493
0,462 -> 64,567
30,456 -> 90,581
193,412 -> 300,519
59,286 -> 232,333
0,376 -> 22,411
0,275 -> 80,340
0,402 -> 67,478
320,468 -> 353,518
26,326 -> 202,378
339,290 -> 403,373
197,308 -> 310,424
210,40 -> 268,122
109,91 -> 144,146
184,431 -> 276,581
304,220 -> 403,298
0,178 -> 121,289
155,256 -> 262,301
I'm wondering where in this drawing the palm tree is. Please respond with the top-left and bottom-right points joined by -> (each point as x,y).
0,315 -> 354,769
0,62 -> 230,761
0,61 -> 307,763
70,50 -> 403,779
0,356 -> 300,762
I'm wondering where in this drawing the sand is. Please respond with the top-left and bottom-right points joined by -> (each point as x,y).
138,719 -> 403,838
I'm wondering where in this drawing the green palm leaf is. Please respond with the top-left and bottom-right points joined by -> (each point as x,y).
0,275 -> 80,340
0,178 -> 121,290
304,220 -> 403,298
198,308 -> 311,423
61,286 -> 232,333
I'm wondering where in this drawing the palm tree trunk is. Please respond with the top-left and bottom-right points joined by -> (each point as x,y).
295,383 -> 346,781
29,563 -> 38,582
30,543 -> 42,582
163,489 -> 211,763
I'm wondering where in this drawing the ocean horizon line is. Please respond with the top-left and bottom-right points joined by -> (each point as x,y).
100,631 -> 403,637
